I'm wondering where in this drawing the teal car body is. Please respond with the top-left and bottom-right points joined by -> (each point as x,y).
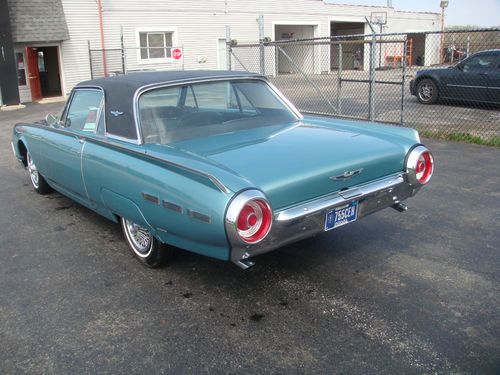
11,71 -> 433,269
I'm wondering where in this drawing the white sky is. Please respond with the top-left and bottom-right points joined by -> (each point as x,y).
325,0 -> 500,27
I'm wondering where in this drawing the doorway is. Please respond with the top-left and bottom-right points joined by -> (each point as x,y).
274,25 -> 315,74
26,46 -> 62,101
330,22 -> 365,70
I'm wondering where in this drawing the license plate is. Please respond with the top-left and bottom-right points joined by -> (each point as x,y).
324,201 -> 359,231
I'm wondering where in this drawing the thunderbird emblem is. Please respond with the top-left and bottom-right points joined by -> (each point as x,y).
110,110 -> 124,117
331,168 -> 364,181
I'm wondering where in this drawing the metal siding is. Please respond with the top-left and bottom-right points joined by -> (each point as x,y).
58,0 -> 440,91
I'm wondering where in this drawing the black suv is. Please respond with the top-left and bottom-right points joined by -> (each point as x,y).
409,50 -> 500,105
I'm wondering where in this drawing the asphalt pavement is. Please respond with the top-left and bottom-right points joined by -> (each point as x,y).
0,102 -> 499,374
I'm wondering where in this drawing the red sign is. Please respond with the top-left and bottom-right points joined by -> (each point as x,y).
171,48 -> 182,60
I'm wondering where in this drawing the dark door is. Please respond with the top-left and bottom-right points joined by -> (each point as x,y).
485,56 -> 500,104
440,53 -> 497,102
26,47 -> 42,101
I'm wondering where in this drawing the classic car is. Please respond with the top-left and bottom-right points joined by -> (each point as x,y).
409,49 -> 500,105
11,71 -> 434,269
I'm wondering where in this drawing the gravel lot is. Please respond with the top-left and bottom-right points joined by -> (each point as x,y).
0,102 -> 499,374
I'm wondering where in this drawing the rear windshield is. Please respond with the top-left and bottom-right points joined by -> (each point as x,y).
138,79 -> 298,144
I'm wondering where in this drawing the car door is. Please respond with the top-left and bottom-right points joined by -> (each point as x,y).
441,53 -> 497,102
485,55 -> 500,104
40,88 -> 104,198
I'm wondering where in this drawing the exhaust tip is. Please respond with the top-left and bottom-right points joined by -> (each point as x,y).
392,203 -> 408,212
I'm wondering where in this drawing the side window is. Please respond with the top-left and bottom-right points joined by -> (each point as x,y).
64,90 -> 104,133
190,81 -> 236,109
462,55 -> 497,72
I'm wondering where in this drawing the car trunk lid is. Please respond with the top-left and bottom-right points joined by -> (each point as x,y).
156,121 -> 408,209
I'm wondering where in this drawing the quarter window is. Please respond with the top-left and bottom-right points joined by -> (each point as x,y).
139,32 -> 173,60
64,90 -> 104,133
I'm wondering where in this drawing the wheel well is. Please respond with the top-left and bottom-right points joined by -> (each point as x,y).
17,141 -> 28,167
415,75 -> 438,87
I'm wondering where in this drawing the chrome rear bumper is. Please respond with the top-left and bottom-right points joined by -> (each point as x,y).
230,173 -> 420,267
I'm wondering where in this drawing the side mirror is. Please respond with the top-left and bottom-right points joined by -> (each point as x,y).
45,113 -> 59,126
456,63 -> 464,71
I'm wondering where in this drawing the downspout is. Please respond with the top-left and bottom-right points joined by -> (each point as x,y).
97,0 -> 108,76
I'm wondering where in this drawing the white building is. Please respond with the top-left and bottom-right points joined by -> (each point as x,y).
5,0 -> 441,104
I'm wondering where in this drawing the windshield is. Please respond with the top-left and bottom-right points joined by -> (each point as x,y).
138,79 -> 298,144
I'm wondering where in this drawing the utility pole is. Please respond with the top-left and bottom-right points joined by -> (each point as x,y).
439,0 -> 449,65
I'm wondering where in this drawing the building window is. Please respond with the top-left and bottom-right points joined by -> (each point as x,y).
139,32 -> 173,60
16,53 -> 27,86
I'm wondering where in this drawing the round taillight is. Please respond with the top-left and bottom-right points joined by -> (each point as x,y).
225,190 -> 273,246
236,199 -> 272,244
406,146 -> 434,185
415,151 -> 433,184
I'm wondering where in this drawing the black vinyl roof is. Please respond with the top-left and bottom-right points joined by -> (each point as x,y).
75,70 -> 263,140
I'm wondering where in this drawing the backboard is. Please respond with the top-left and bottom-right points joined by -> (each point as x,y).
370,11 -> 387,25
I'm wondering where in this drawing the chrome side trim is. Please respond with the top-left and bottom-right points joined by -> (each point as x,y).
16,124 -> 231,194
446,84 -> 487,89
275,174 -> 405,222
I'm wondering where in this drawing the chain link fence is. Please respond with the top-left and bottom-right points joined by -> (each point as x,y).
88,43 -> 185,79
229,28 -> 500,143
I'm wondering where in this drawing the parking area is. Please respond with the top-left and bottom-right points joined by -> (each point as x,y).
270,72 -> 500,139
0,103 -> 499,373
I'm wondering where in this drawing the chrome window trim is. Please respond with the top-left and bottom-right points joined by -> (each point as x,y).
133,75 -> 303,145
77,85 -> 141,144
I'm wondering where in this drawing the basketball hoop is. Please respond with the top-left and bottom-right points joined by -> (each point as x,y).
370,11 -> 387,26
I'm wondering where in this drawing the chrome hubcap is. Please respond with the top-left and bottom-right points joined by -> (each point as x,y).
27,153 -> 39,188
419,84 -> 433,101
124,219 -> 152,255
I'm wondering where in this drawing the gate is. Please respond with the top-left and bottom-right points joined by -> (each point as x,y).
228,34 -> 409,125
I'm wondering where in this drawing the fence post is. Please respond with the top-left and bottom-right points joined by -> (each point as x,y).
337,43 -> 342,115
88,40 -> 94,79
368,32 -> 376,121
466,35 -> 470,57
258,15 -> 265,75
226,25 -> 232,71
120,26 -> 126,74
400,38 -> 407,125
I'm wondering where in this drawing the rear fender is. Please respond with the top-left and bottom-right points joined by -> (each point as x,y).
100,189 -> 152,231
